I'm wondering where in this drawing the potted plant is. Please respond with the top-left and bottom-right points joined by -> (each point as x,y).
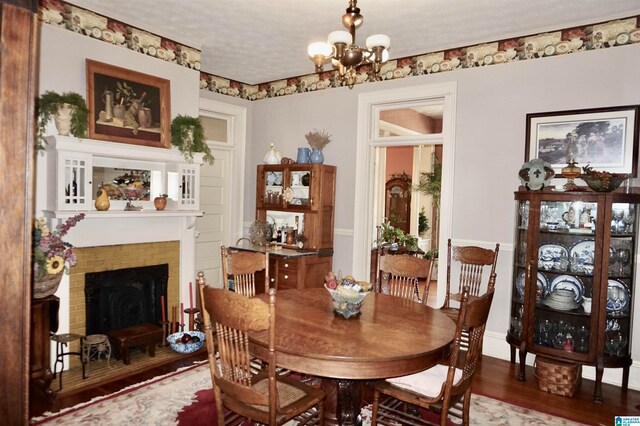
414,154 -> 442,248
377,220 -> 419,251
36,90 -> 89,150
170,115 -> 215,165
418,207 -> 429,238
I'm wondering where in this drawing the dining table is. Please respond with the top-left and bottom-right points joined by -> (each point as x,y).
250,287 -> 456,426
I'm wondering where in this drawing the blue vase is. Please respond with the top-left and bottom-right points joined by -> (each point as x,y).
296,147 -> 311,164
310,148 -> 324,164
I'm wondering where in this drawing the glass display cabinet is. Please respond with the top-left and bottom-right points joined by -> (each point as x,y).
507,188 -> 639,402
256,164 -> 336,251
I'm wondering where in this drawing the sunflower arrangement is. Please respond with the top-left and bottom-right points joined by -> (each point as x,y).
33,213 -> 85,280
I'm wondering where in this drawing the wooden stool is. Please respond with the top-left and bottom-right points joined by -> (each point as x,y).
106,323 -> 163,365
82,334 -> 111,375
51,333 -> 85,390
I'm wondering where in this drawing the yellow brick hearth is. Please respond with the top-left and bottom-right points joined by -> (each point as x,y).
65,241 -> 180,366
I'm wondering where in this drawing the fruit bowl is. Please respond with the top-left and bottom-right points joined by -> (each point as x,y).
118,185 -> 147,200
325,286 -> 371,319
167,330 -> 205,354
580,173 -> 629,192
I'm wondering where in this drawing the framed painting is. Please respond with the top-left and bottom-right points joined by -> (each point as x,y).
87,59 -> 171,148
525,105 -> 639,176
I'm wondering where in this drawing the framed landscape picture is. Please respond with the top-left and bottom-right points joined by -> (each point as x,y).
87,59 -> 171,148
525,105 -> 639,176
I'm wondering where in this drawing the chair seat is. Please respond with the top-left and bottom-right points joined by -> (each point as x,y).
223,373 -> 324,424
385,364 -> 462,398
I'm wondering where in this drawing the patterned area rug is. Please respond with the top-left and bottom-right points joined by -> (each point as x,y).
31,362 -> 588,425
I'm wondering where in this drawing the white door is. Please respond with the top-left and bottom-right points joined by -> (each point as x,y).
195,148 -> 230,285
195,99 -> 247,287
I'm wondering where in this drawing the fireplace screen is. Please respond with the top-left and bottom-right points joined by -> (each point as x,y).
85,264 -> 168,335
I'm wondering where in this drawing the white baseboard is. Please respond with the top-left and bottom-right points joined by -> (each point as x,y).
483,330 -> 640,391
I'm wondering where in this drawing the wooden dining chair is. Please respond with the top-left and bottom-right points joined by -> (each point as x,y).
221,245 -> 269,297
441,239 -> 499,320
375,248 -> 433,304
198,273 -> 325,425
371,286 -> 495,426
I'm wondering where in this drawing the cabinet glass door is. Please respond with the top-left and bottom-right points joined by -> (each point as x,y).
606,202 -> 635,360
286,168 -> 312,208
509,200 -> 529,341
263,169 -> 284,207
532,198 -> 598,358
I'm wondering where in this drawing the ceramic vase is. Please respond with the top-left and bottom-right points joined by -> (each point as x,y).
264,143 -> 281,164
310,148 -> 324,164
54,103 -> 74,136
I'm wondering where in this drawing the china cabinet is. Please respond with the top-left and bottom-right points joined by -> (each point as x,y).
44,135 -> 203,214
507,188 -> 639,401
254,164 -> 336,288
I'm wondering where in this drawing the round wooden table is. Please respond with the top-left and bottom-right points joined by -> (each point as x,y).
251,288 -> 455,425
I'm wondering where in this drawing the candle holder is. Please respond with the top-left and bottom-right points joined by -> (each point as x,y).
160,321 -> 170,346
185,308 -> 200,331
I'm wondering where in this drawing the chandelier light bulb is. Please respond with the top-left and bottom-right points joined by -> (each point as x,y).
366,34 -> 391,50
327,30 -> 352,46
308,42 -> 333,58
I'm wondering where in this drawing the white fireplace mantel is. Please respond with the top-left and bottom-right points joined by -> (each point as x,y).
37,135 -> 205,358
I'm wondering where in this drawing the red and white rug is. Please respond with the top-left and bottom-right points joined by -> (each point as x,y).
31,362 -> 588,425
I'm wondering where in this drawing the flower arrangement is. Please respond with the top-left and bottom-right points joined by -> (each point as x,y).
33,213 -> 85,280
304,129 -> 332,150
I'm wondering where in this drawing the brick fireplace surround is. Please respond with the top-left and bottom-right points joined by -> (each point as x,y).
62,241 -> 180,366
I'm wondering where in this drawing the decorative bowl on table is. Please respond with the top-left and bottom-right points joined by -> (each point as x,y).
167,330 -> 205,353
324,272 -> 372,319
579,165 -> 629,192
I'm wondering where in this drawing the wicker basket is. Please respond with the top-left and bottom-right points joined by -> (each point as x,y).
534,356 -> 581,397
33,271 -> 63,299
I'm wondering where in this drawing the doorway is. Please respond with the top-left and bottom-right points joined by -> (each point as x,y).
353,82 -> 457,306
196,98 -> 247,286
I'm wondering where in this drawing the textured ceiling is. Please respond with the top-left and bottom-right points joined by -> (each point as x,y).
69,0 -> 640,84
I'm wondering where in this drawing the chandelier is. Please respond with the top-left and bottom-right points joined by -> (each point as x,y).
307,0 -> 390,89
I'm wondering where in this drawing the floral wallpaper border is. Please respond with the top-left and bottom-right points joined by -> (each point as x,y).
39,0 -> 202,70
39,1 -> 640,102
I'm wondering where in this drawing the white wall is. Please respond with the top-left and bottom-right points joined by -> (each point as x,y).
247,43 -> 640,388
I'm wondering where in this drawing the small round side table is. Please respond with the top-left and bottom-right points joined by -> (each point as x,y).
82,334 -> 112,375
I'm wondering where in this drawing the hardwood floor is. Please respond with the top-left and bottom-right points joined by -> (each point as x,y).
30,351 -> 640,425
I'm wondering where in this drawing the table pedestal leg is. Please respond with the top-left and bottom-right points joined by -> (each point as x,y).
322,378 -> 363,426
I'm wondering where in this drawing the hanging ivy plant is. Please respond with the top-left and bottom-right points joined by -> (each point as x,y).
170,115 -> 214,165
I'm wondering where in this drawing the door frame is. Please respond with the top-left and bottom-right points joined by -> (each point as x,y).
198,98 -> 247,245
352,82 -> 457,306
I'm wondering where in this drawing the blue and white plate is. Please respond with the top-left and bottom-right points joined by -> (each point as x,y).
538,243 -> 568,271
569,240 -> 615,263
515,270 -> 548,300
538,244 -> 568,260
549,275 -> 584,302
607,279 -> 630,314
